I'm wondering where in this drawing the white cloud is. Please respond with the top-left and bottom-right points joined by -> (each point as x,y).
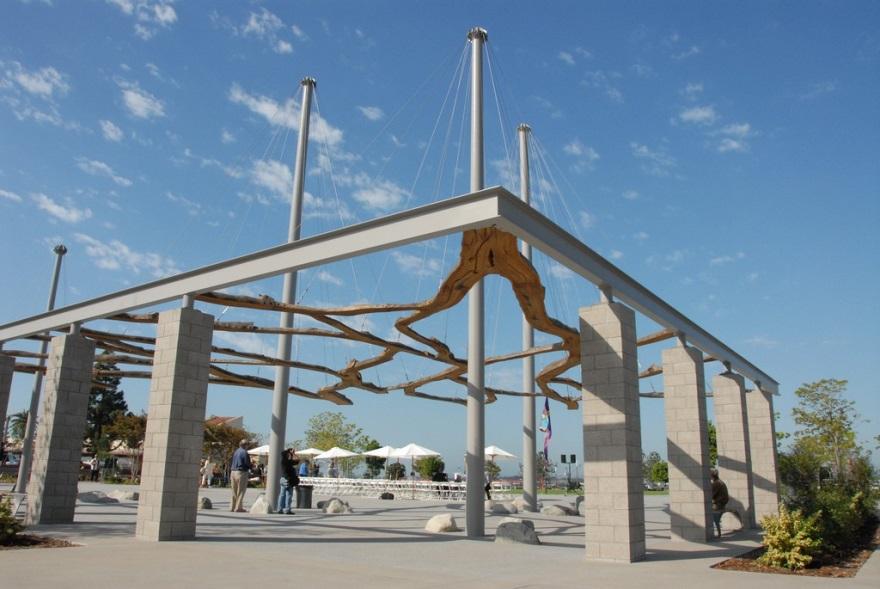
717,138 -> 748,153
228,83 -> 343,147
800,80 -> 836,100
76,157 -> 132,187
352,175 -> 408,210
558,51 -> 575,65
563,139 -> 599,172
6,62 -> 69,98
250,159 -> 292,200
630,63 -> 654,78
32,193 -> 92,223
681,82 -> 703,100
646,249 -> 687,271
99,119 -> 124,141
609,250 -> 624,260
578,210 -> 596,228
214,331 -> 276,356
679,105 -> 717,125
291,24 -> 307,40
166,191 -> 202,216
581,70 -> 623,103
633,231 -> 649,241
720,122 -> 751,138
74,232 -> 180,277
240,7 -> 296,54
548,262 -> 575,280
118,80 -> 165,119
392,251 -> 441,277
747,272 -> 760,283
630,142 -> 676,176
357,105 -> 384,121
275,40 -> 293,54
0,188 -> 23,202
672,45 -> 701,60
107,1 -> 177,40
316,270 -> 343,286
221,129 -> 236,144
709,252 -> 745,266
622,189 -> 639,200
745,335 -> 779,349
716,123 -> 754,153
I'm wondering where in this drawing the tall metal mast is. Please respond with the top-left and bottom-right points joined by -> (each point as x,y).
466,26 -> 487,538
518,123 -> 538,512
265,77 -> 315,511
14,244 -> 67,493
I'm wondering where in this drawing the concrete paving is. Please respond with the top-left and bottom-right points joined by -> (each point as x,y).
2,482 -> 877,588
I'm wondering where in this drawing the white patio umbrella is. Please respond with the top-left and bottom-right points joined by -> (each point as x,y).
485,445 -> 516,461
390,443 -> 441,478
293,448 -> 325,457
246,444 -> 270,456
361,445 -> 397,458
315,447 -> 359,460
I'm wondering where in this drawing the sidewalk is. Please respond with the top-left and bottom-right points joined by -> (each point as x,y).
2,482 -> 877,589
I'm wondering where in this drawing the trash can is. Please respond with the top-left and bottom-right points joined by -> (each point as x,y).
295,485 -> 313,509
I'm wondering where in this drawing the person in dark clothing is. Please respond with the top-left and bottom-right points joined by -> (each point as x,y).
277,449 -> 297,515
710,469 -> 729,538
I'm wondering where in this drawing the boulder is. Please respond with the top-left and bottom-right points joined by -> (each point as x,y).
108,489 -> 139,502
720,510 -> 744,533
489,502 -> 518,515
425,513 -> 459,533
511,496 -> 542,512
197,496 -> 213,510
380,492 -> 394,500
249,494 -> 272,514
574,495 -> 584,510
496,520 -> 541,545
322,498 -> 352,514
541,504 -> 576,516
77,491 -> 119,504
578,501 -> 586,516
498,517 -> 534,529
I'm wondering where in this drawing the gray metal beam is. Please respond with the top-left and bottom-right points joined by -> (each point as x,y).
494,194 -> 779,393
0,186 -> 778,393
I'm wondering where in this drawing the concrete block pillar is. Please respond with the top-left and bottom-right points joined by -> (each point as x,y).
712,371 -> 755,528
0,354 -> 13,449
26,333 -> 96,524
136,308 -> 213,541
662,343 -> 713,542
747,387 -> 780,523
580,301 -> 645,562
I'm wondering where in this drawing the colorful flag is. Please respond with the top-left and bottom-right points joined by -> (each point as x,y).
539,396 -> 552,459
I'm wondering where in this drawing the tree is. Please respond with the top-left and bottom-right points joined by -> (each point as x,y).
105,412 -> 146,481
203,422 -> 256,476
8,411 -> 28,442
361,437 -> 385,478
299,411 -> 372,477
792,379 -> 859,480
642,451 -> 662,481
536,453 -> 555,489
85,355 -> 128,455
485,460 -> 501,482
414,456 -> 445,479
650,460 -> 669,484
707,421 -> 718,466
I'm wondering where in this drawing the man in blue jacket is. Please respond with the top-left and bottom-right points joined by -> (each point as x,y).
230,439 -> 252,512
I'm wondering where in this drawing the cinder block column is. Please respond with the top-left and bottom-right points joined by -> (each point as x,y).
712,372 -> 755,528
747,388 -> 779,523
0,354 -> 14,448
26,334 -> 96,524
136,308 -> 213,541
580,301 -> 645,562
662,343 -> 713,542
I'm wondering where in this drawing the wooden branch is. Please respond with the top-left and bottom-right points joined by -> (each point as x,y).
639,363 -> 663,379
637,328 -> 677,347
0,350 -> 46,360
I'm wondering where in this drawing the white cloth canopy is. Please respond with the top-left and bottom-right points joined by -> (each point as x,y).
361,445 -> 397,458
315,447 -> 359,460
293,448 -> 325,457
390,443 -> 441,459
485,445 -> 516,460
246,444 -> 270,456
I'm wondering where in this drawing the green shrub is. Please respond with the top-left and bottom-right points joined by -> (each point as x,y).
758,506 -> 821,570
0,496 -> 24,544
386,462 -> 405,480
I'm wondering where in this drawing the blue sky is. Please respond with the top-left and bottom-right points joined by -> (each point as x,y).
1,1 -> 878,475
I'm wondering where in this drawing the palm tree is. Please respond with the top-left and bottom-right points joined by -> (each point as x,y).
8,411 -> 28,442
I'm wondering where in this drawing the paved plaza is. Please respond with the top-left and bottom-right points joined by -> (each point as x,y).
2,482 -> 877,588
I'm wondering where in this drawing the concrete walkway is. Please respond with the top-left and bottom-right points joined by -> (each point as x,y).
2,482 -> 877,588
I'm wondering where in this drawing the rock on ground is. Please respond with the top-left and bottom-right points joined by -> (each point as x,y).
511,496 -> 542,512
108,490 -> 139,501
575,495 -> 584,510
496,520 -> 541,545
578,501 -> 586,516
425,513 -> 459,533
77,491 -> 119,504
197,496 -> 212,510
322,498 -> 353,514
249,494 -> 272,514
489,502 -> 518,515
380,492 -> 394,500
541,504 -> 577,516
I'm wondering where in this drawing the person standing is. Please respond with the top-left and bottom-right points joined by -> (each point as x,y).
277,449 -> 296,515
298,458 -> 309,478
710,469 -> 729,538
89,455 -> 100,482
230,439 -> 252,512
201,457 -> 215,488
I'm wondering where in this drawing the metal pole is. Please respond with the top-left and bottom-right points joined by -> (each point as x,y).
266,77 -> 315,511
14,244 -> 67,493
518,123 -> 537,512
466,26 -> 487,538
